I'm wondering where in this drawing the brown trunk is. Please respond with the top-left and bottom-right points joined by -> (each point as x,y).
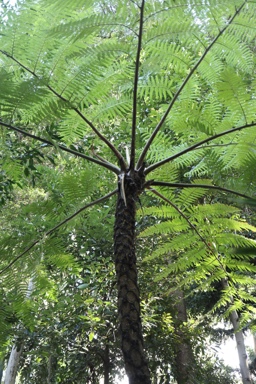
173,289 -> 194,384
114,170 -> 151,384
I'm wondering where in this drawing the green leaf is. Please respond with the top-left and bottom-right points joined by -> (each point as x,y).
89,332 -> 94,342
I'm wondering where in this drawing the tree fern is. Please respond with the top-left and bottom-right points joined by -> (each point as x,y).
1,0 -> 256,382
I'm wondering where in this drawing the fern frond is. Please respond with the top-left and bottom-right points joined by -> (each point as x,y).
138,75 -> 173,101
176,187 -> 208,209
139,218 -> 189,238
215,32 -> 254,73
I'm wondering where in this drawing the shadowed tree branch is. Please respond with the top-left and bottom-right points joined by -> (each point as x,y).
0,189 -> 118,275
0,120 -> 120,174
0,49 -> 127,171
145,122 -> 256,174
137,1 -> 246,169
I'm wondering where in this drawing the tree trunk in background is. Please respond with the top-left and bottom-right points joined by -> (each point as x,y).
172,289 -> 195,384
4,345 -> 24,384
0,359 -> 3,384
114,170 -> 151,384
221,279 -> 252,384
4,279 -> 34,384
103,344 -> 110,384
229,310 -> 252,384
253,332 -> 256,354
47,354 -> 57,384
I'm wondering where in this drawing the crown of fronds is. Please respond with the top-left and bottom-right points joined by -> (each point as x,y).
1,0 -> 256,348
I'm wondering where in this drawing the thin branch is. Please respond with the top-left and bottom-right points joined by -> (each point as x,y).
0,189 -> 118,275
0,120 -> 120,174
150,181 -> 255,201
0,49 -> 127,171
149,188 -> 214,253
130,0 -> 145,171
136,1 -> 246,169
145,122 -> 256,174
195,143 -> 238,149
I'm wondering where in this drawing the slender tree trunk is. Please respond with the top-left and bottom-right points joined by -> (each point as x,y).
114,170 -> 151,384
229,311 -> 251,384
0,359 -> 3,384
172,289 -> 194,384
221,279 -> 252,384
249,332 -> 256,375
4,279 -> 34,384
253,332 -> 256,354
4,345 -> 24,384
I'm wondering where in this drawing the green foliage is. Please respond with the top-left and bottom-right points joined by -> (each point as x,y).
139,188 -> 256,329
1,0 -> 256,382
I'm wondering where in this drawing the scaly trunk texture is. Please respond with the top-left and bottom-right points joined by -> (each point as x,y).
114,170 -> 151,384
221,279 -> 252,384
173,289 -> 195,384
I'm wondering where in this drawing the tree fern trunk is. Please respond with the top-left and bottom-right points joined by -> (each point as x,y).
114,171 -> 151,384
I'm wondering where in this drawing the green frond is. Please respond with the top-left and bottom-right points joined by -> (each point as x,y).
176,187 -> 208,208
154,247 -> 207,281
149,163 -> 180,184
142,241 -> 175,262
231,5 -> 256,43
144,41 -> 192,75
217,68 -> 251,110
197,52 -> 224,85
227,260 -> 256,273
44,252 -> 80,273
139,218 -> 189,238
138,75 -> 173,101
91,97 -> 132,121
58,168 -> 98,202
215,32 -> 254,73
138,206 -> 179,220
144,7 -> 199,44
210,218 -> 256,233
190,203 -> 240,218
215,233 -> 256,249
